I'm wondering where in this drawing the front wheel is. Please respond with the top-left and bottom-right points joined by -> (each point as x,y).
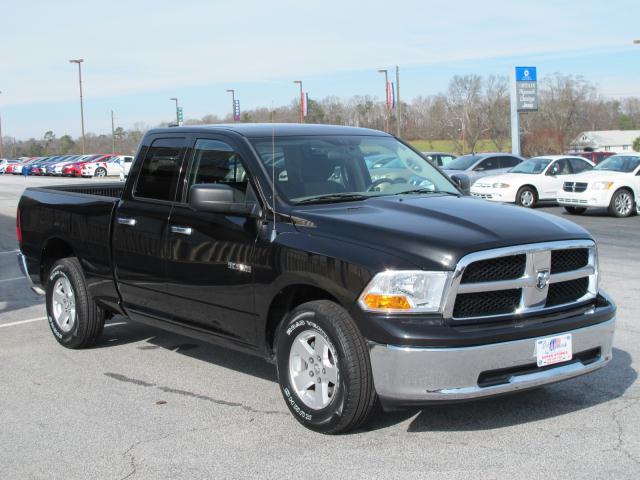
609,189 -> 635,217
46,257 -> 105,349
94,167 -> 107,177
516,186 -> 537,208
276,300 -> 377,434
564,206 -> 587,215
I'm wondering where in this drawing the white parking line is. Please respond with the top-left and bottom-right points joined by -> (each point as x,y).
0,277 -> 24,283
0,317 -> 46,328
0,250 -> 19,255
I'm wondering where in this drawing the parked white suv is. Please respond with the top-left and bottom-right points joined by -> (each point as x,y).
557,154 -> 640,217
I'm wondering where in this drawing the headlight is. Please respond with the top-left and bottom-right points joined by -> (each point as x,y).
359,270 -> 450,313
492,183 -> 510,188
592,181 -> 613,190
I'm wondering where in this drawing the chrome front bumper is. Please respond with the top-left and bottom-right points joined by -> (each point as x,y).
369,318 -> 615,405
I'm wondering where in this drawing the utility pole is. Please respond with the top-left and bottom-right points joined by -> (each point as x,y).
395,66 -> 401,138
68,59 -> 86,154
111,110 -> 115,154
226,89 -> 236,121
170,97 -> 179,125
378,69 -> 389,132
293,80 -> 304,123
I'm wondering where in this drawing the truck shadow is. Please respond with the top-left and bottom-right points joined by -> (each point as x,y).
97,319 -> 636,432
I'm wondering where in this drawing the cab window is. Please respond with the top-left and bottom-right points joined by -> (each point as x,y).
134,137 -> 185,201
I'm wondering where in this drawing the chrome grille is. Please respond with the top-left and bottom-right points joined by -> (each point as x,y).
444,240 -> 598,321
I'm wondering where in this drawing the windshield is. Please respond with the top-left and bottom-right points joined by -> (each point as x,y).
250,135 -> 459,204
444,154 -> 481,171
594,155 -> 640,173
510,157 -> 552,174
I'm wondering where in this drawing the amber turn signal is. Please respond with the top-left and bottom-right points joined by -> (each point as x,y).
363,293 -> 411,310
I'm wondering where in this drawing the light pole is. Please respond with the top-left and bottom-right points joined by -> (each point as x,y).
226,89 -> 236,122
111,110 -> 116,154
293,80 -> 304,123
0,90 -> 4,158
170,97 -> 179,125
378,69 -> 389,132
634,40 -> 640,44
69,59 -> 86,154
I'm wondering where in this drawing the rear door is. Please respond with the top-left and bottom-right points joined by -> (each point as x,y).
163,135 -> 260,345
112,135 -> 187,320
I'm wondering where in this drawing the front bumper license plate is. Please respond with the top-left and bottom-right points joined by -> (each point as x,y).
536,334 -> 572,367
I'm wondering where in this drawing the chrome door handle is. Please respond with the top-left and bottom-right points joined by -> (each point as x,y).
170,226 -> 193,235
117,217 -> 137,226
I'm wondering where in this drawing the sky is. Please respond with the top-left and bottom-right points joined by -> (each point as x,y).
1,0 -> 639,140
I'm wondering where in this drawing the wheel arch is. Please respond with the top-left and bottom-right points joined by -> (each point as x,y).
41,237 -> 75,284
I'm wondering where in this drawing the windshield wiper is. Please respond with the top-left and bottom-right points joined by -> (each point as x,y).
295,193 -> 371,205
397,188 -> 461,197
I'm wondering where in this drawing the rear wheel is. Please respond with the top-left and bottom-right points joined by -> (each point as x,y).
609,189 -> 635,217
564,206 -> 587,215
94,167 -> 107,177
46,257 -> 105,349
516,186 -> 537,208
276,300 -> 377,434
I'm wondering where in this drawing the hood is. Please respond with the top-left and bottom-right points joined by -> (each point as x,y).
291,195 -> 591,271
563,170 -> 633,183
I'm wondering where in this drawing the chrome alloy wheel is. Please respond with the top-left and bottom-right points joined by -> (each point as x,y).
51,275 -> 76,333
520,190 -> 534,207
288,329 -> 339,409
614,191 -> 633,216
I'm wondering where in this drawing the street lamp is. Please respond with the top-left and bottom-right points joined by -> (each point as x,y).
69,59 -> 86,154
293,80 -> 304,123
0,90 -> 4,158
169,97 -> 179,125
378,69 -> 389,132
226,89 -> 236,122
634,40 -> 640,44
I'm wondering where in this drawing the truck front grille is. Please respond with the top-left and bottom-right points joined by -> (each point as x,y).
445,241 -> 597,321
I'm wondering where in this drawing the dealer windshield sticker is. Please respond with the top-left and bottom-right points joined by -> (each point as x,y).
536,334 -> 572,367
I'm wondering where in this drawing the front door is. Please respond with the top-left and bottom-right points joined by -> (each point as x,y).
164,136 -> 260,345
540,158 -> 571,199
113,136 -> 187,320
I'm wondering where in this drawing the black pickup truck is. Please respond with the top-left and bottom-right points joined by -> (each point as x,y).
17,124 -> 616,433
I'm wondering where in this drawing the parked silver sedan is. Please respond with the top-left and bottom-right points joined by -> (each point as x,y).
443,153 -> 525,185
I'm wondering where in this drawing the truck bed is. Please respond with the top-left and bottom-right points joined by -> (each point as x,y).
27,182 -> 125,199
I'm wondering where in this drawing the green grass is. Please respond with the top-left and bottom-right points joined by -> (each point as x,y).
408,139 -> 511,154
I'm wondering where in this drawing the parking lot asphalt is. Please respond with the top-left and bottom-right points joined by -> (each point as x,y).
0,174 -> 638,479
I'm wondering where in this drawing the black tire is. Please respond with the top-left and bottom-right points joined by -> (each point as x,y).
516,186 -> 537,208
94,167 -> 107,177
45,257 -> 105,349
275,300 -> 377,434
564,206 -> 587,215
608,189 -> 635,218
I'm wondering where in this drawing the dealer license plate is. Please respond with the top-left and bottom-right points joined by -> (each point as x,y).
536,334 -> 572,367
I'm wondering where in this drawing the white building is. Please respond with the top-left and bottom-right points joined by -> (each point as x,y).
569,130 -> 640,153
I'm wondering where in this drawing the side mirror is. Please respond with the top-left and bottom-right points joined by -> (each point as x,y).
450,174 -> 471,195
189,184 -> 261,217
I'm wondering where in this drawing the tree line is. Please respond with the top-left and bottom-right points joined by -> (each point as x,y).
4,73 -> 640,158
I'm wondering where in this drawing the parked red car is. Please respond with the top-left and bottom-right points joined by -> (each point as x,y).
63,154 -> 110,176
567,151 -> 616,165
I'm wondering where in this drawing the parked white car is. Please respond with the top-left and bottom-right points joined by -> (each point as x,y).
471,155 -> 594,207
557,154 -> 640,217
80,155 -> 123,177
116,155 -> 134,181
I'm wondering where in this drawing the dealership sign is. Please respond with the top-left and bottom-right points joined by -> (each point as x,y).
515,66 -> 538,112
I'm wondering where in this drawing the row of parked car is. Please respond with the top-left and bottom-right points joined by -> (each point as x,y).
416,150 -> 639,218
0,154 -> 133,178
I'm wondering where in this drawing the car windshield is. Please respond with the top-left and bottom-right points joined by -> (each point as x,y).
444,154 -> 481,171
594,155 -> 640,173
510,157 -> 552,174
250,135 -> 459,204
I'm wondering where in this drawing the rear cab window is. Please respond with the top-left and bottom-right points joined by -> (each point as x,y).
134,137 -> 186,202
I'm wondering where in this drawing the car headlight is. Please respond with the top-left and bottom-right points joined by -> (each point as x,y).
492,183 -> 510,188
358,270 -> 450,313
592,181 -> 614,190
